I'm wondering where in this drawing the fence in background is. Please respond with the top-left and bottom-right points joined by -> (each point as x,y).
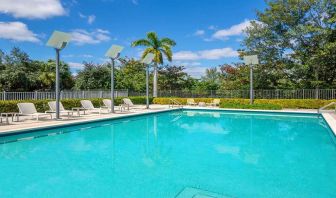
129,89 -> 336,100
0,90 -> 128,101
2,89 -> 336,100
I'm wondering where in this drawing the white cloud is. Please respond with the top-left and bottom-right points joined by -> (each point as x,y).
172,61 -> 205,78
194,30 -> 205,36
185,66 -> 207,78
79,13 -> 96,24
173,61 -> 201,66
88,15 -> 96,24
200,48 -> 238,59
0,21 -> 40,42
68,62 -> 84,69
212,20 -> 251,40
79,13 -> 86,19
131,0 -> 138,5
70,29 -> 111,45
82,54 -> 94,58
208,25 -> 217,30
174,47 -> 238,61
173,51 -> 199,61
0,0 -> 66,19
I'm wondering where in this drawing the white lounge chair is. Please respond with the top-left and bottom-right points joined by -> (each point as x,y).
47,101 -> 73,119
17,103 -> 52,121
122,98 -> 142,111
187,98 -> 197,106
80,100 -> 106,114
102,99 -> 112,112
102,99 -> 125,112
206,99 -> 220,107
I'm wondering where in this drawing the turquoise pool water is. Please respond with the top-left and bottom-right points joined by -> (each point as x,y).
0,110 -> 336,197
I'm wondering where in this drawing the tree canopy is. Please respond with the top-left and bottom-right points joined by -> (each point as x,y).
0,47 -> 74,91
241,0 -> 336,89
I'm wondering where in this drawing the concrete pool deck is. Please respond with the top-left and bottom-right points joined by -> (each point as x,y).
0,105 -> 335,136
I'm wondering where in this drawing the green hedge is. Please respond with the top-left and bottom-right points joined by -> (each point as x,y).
153,97 -> 336,109
153,98 -> 215,105
220,103 -> 282,110
0,96 -> 152,113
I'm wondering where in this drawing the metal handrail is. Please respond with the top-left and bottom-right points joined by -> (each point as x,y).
318,102 -> 336,113
169,99 -> 183,108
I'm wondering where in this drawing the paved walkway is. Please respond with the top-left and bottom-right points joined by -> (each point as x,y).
0,105 -> 175,134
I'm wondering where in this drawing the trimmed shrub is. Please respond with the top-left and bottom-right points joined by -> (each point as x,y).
153,98 -> 215,105
220,103 -> 282,110
0,96 -> 152,113
153,97 -> 336,109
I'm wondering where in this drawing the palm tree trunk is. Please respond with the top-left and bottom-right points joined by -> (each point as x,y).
153,64 -> 158,97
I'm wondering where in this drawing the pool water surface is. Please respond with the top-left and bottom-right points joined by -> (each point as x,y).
0,110 -> 335,197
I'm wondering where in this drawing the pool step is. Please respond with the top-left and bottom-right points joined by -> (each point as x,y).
175,187 -> 231,198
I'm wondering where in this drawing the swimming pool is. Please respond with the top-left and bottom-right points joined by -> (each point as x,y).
0,109 -> 336,197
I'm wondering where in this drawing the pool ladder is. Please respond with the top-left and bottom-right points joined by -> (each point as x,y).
169,99 -> 183,109
318,102 -> 336,113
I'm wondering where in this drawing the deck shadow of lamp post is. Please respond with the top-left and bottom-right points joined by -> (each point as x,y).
105,45 -> 124,113
141,53 -> 155,109
46,31 -> 71,120
243,55 -> 259,105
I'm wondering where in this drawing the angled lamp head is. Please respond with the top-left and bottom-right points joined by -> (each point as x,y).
141,53 -> 155,64
243,55 -> 259,65
46,31 -> 71,50
105,45 -> 124,59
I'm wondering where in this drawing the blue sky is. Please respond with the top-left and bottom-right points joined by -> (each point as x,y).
0,0 -> 265,77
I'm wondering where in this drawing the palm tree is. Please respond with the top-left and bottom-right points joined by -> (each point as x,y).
131,32 -> 176,97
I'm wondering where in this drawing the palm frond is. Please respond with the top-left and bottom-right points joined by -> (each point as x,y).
161,38 -> 176,46
161,45 -> 173,62
153,50 -> 163,64
147,32 -> 159,47
141,48 -> 156,60
131,39 -> 152,47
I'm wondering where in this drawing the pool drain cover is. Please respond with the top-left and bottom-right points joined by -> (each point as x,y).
175,187 -> 231,198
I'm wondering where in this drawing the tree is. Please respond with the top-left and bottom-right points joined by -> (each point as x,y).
242,0 -> 336,89
131,32 -> 176,97
158,65 -> 194,90
38,60 -> 74,90
218,63 -> 250,90
200,67 -> 221,90
74,62 -> 110,90
0,47 -> 74,91
0,47 -> 37,91
115,58 -> 147,92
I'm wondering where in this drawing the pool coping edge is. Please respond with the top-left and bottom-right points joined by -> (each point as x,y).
0,108 -> 179,136
1,107 -> 336,137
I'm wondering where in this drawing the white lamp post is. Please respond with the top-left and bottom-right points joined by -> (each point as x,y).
105,45 -> 124,113
46,31 -> 71,119
141,53 -> 155,109
243,55 -> 259,104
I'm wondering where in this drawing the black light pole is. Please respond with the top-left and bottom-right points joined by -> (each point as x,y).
55,48 -> 60,119
105,45 -> 124,113
141,53 -> 155,110
250,64 -> 253,105
146,64 -> 149,109
47,31 -> 70,120
244,55 -> 259,105
110,54 -> 120,113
